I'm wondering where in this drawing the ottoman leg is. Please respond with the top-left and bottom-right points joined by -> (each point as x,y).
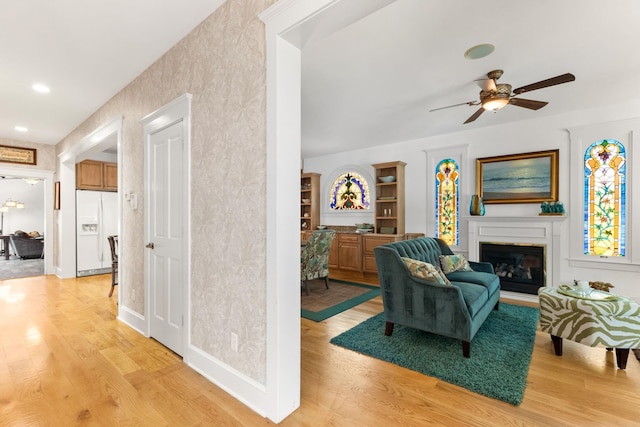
615,349 -> 629,370
551,335 -> 563,356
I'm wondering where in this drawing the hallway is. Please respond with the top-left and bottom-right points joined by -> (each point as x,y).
0,274 -> 270,425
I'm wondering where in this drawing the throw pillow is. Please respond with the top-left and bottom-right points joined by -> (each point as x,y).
402,257 -> 451,285
439,254 -> 473,274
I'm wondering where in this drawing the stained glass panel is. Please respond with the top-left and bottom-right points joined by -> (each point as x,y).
435,159 -> 459,246
330,172 -> 370,210
583,139 -> 626,256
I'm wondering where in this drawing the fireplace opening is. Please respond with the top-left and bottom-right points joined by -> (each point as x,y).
479,242 -> 546,295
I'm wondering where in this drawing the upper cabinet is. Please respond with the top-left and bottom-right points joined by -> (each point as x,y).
76,160 -> 118,191
372,161 -> 405,235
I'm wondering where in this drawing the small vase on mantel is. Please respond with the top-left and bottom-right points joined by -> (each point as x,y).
469,194 -> 485,216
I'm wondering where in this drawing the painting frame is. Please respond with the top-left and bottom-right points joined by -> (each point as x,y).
476,149 -> 559,204
54,181 -> 61,210
0,144 -> 37,165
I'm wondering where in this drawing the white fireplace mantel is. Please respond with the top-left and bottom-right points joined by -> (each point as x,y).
466,215 -> 568,302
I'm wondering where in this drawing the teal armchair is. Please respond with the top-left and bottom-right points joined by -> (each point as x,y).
301,230 -> 336,295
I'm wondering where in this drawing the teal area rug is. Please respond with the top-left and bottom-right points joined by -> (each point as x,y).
301,279 -> 381,322
330,303 -> 539,405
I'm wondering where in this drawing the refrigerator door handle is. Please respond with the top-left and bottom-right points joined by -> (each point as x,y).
98,196 -> 103,262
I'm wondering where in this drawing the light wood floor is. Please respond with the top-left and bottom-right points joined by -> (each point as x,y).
1,274 -> 639,426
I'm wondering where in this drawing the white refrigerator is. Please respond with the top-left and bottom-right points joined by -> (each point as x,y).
76,190 -> 118,277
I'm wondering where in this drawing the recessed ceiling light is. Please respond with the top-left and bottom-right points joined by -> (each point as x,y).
464,44 -> 495,60
32,83 -> 50,93
15,126 -> 28,132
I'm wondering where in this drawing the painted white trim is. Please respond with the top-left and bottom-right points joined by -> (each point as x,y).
568,118 -> 639,268
0,166 -> 54,275
186,344 -> 268,418
260,0 -> 396,422
117,305 -> 148,336
141,93 -> 192,359
57,116 -> 123,280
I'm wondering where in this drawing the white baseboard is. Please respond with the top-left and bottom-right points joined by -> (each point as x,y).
186,343 -> 268,418
117,305 -> 148,336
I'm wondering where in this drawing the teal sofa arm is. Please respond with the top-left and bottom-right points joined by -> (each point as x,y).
469,261 -> 495,274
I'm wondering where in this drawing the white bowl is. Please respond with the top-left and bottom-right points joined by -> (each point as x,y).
317,225 -> 327,230
301,198 -> 311,204
378,175 -> 395,183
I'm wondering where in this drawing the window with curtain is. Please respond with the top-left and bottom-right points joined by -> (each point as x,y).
329,172 -> 370,210
435,159 -> 459,246
583,139 -> 626,257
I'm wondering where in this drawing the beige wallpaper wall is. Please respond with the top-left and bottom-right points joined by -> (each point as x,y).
55,0 -> 274,383
0,138 -> 56,172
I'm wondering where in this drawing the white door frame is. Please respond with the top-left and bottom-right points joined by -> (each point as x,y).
141,94 -> 192,362
57,116 -> 123,285
0,166 -> 54,274
259,0 -> 395,422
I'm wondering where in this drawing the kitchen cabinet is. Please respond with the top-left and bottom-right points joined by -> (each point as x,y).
76,160 -> 118,191
337,233 -> 362,271
362,234 -> 404,273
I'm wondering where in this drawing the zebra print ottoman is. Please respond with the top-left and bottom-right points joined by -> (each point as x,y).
538,287 -> 640,369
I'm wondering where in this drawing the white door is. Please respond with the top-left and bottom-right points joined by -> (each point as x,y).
146,120 -> 185,355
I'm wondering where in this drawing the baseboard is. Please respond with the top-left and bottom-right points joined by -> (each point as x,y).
186,343 -> 268,418
117,305 -> 148,336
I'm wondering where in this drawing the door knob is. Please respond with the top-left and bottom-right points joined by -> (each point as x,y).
146,242 -> 155,249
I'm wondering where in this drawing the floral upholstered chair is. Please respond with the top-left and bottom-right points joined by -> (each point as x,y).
300,230 -> 335,295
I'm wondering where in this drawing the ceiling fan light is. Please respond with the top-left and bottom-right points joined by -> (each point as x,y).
16,202 -> 25,209
4,200 -> 16,207
482,97 -> 509,111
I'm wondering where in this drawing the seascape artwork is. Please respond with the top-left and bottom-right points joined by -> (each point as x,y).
481,157 -> 551,200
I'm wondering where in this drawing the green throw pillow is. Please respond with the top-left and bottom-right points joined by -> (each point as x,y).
402,257 -> 451,285
439,254 -> 473,274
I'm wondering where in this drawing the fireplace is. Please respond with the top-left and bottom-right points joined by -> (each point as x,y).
479,242 -> 546,295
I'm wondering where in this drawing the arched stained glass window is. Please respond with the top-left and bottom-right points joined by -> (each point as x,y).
330,172 -> 370,210
435,159 -> 459,246
584,139 -> 626,256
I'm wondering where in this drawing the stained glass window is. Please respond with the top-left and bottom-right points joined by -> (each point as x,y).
435,159 -> 459,246
583,139 -> 626,256
330,172 -> 370,210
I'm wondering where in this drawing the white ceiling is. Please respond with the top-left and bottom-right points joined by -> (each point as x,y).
301,0 -> 640,157
0,0 -> 224,145
2,0 -> 639,160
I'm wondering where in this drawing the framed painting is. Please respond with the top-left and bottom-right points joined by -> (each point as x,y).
0,144 -> 36,165
476,149 -> 559,204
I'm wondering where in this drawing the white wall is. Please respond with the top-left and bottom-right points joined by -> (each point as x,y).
304,99 -> 640,302
0,179 -> 45,234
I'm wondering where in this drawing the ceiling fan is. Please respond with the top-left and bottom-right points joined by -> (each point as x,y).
430,69 -> 576,124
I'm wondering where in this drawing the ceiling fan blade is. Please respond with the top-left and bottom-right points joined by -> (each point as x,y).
475,78 -> 497,92
429,101 -> 477,112
509,97 -> 548,110
464,107 -> 485,124
512,73 -> 575,95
